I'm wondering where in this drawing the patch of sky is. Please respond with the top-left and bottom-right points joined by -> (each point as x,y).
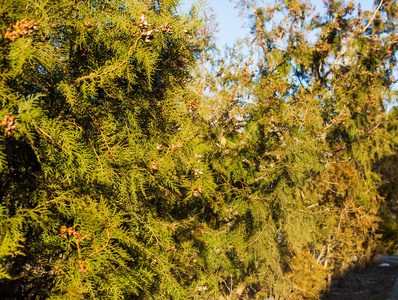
180,0 -> 375,49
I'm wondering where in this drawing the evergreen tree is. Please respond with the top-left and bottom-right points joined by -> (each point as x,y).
188,0 -> 398,298
0,0 -> 209,298
375,107 -> 398,253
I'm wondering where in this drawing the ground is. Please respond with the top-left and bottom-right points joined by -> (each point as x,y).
321,256 -> 398,300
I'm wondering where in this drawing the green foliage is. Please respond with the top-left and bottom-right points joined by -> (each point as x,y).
375,108 -> 398,253
0,0 -> 206,298
187,0 -> 398,298
0,0 -> 397,299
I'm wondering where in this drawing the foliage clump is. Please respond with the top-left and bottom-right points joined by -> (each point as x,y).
0,0 -> 397,299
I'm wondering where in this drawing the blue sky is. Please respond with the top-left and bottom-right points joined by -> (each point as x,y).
180,0 -> 376,49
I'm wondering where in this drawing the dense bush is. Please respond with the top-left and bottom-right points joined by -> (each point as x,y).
0,0 -> 397,299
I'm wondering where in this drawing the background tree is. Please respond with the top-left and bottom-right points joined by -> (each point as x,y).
0,0 -> 213,299
187,0 -> 398,298
375,107 -> 398,253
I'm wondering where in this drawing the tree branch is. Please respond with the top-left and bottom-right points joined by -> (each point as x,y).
363,1 -> 383,33
74,36 -> 141,84
35,124 -> 66,152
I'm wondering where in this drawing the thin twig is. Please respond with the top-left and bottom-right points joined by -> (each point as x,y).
89,138 -> 104,174
293,285 -> 321,299
6,273 -> 25,280
323,1 -> 384,78
276,18 -> 289,49
72,103 -> 114,157
45,264 -> 70,278
74,36 -> 141,83
35,125 -> 66,152
132,241 -> 181,297
142,219 -> 165,248
244,222 -> 268,248
363,1 -> 384,33
85,227 -> 111,259
101,0 -> 108,12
